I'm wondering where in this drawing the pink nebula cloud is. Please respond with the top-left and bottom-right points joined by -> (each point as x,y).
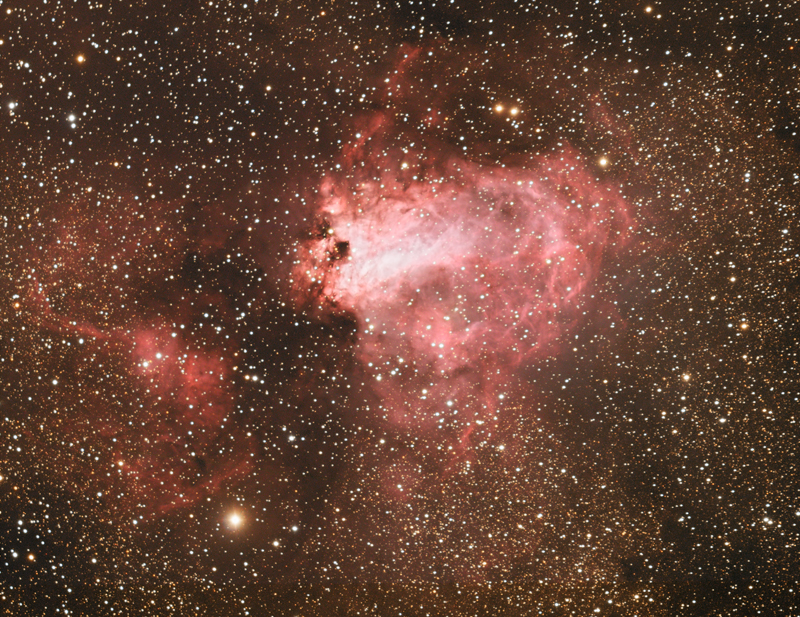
294,124 -> 633,434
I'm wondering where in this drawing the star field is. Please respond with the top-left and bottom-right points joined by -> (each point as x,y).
2,0 -> 800,615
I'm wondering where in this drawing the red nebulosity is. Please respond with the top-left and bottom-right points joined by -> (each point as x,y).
177,353 -> 232,425
110,335 -> 253,516
111,328 -> 253,516
294,125 -> 633,433
17,195 -> 255,518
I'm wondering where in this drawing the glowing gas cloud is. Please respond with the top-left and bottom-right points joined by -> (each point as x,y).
294,114 -> 633,431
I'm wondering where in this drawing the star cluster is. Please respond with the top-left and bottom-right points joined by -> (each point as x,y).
2,0 -> 799,615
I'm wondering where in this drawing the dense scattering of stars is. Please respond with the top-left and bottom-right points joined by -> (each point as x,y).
2,0 -> 800,615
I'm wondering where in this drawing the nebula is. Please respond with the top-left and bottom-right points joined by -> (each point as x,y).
4,1 -> 798,612
293,110 -> 634,436
14,196 -> 257,517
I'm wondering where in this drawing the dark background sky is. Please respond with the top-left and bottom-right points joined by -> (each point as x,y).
1,0 -> 799,615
